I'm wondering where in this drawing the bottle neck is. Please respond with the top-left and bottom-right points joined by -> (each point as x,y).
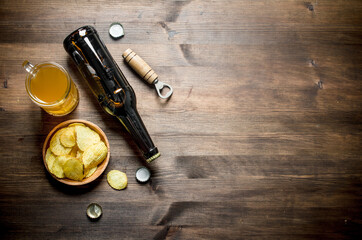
116,109 -> 159,162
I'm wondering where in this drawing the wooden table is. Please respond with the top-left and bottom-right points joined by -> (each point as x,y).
1,0 -> 361,239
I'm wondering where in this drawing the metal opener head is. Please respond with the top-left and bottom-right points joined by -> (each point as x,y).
154,79 -> 173,99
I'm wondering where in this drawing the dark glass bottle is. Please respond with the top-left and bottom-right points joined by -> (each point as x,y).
63,26 -> 159,163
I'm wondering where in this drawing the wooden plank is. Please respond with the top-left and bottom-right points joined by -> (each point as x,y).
1,0 -> 361,24
1,22 -> 362,45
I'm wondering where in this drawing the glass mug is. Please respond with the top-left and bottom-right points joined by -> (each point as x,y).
23,61 -> 79,116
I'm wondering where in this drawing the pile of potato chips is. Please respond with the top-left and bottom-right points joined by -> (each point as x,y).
45,123 -> 108,181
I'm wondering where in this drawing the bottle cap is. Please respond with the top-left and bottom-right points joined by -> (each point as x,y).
86,203 -> 102,220
109,23 -> 124,39
135,167 -> 151,183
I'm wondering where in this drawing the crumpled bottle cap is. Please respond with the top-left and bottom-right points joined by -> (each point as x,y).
86,203 -> 102,220
135,167 -> 151,183
109,23 -> 124,39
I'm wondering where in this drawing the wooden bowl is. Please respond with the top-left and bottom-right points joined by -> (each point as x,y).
42,119 -> 110,186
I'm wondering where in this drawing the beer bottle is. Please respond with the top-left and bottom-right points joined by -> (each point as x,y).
63,26 -> 160,163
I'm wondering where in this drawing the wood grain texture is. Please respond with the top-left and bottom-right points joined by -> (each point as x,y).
0,0 -> 361,239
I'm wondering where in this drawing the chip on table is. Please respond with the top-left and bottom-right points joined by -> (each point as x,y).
107,170 -> 128,190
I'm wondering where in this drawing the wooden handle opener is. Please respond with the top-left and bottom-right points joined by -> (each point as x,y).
122,48 -> 173,99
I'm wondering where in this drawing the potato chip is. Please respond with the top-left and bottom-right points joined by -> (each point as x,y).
60,127 -> 76,147
57,155 -> 73,167
82,141 -> 108,169
68,123 -> 85,127
50,128 -> 72,156
76,150 -> 83,159
85,166 -> 97,178
45,148 -> 56,170
107,170 -> 127,190
69,146 -> 78,158
63,157 -> 84,181
49,156 -> 66,178
75,125 -> 101,151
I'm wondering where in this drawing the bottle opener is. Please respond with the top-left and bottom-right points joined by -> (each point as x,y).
122,49 -> 173,99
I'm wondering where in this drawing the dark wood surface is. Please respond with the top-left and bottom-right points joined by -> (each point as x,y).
1,0 -> 362,239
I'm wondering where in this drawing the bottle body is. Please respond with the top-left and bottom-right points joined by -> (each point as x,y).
63,26 -> 159,162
